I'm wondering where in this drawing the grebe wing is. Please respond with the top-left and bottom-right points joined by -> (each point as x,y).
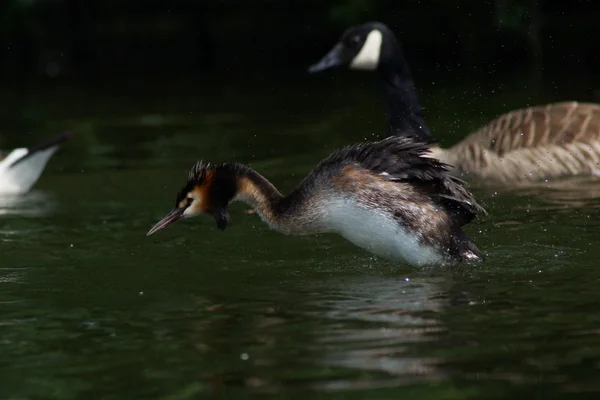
315,136 -> 486,225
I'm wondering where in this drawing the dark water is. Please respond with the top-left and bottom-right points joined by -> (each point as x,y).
2,77 -> 600,399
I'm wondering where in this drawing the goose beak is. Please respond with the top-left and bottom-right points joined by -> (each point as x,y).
308,43 -> 345,73
147,207 -> 185,236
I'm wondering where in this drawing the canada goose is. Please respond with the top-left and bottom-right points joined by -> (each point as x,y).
309,22 -> 600,183
147,136 -> 485,267
0,131 -> 72,195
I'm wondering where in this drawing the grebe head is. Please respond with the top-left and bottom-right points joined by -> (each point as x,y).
147,161 -> 240,236
308,22 -> 399,73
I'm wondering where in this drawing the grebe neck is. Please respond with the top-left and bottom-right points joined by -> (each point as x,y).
236,169 -> 283,216
234,169 -> 317,235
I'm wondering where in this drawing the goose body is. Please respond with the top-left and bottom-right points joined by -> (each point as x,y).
147,136 -> 486,267
309,22 -> 600,183
0,132 -> 72,195
428,102 -> 600,182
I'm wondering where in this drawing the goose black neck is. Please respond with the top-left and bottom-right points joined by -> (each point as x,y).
378,48 -> 434,143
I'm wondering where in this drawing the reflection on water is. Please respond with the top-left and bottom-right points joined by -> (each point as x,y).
165,274 -> 455,395
477,176 -> 600,210
515,177 -> 600,209
308,276 -> 449,390
0,268 -> 28,284
0,191 -> 56,218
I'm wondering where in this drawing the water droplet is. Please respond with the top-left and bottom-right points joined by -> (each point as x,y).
45,62 -> 60,78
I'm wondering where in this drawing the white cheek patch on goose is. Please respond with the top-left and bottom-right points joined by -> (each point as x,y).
350,29 -> 383,71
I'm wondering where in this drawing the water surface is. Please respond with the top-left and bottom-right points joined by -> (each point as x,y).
1,77 -> 600,399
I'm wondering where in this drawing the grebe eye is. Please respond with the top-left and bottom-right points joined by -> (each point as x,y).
177,197 -> 194,208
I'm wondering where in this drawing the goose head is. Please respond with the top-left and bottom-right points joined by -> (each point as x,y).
308,22 -> 401,73
308,22 -> 434,143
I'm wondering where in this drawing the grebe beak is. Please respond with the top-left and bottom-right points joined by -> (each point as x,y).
147,207 -> 185,236
308,43 -> 344,73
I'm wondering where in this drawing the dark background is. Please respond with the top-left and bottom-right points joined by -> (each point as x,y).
1,0 -> 599,87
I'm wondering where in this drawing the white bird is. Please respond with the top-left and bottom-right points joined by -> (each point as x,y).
0,131 -> 72,195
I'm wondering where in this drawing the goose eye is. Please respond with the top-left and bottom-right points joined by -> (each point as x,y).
350,35 -> 361,47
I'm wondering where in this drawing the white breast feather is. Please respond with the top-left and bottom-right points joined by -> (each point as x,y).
324,198 -> 444,267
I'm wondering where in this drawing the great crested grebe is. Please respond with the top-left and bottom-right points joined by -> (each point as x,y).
309,22 -> 600,183
147,136 -> 486,267
0,131 -> 72,195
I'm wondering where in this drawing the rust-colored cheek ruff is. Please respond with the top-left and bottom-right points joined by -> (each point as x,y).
190,183 -> 212,214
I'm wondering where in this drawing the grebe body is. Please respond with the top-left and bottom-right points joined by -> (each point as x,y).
147,137 -> 485,267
